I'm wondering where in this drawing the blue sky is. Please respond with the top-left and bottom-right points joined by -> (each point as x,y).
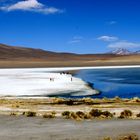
0,0 -> 140,54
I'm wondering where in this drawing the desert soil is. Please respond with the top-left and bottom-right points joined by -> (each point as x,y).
0,116 -> 139,140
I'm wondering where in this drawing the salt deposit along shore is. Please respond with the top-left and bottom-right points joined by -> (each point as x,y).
0,65 -> 140,97
0,68 -> 99,97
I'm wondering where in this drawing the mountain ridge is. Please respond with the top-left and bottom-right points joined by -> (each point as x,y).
0,43 -> 79,60
108,48 -> 140,55
0,43 -> 117,61
0,43 -> 140,68
0,43 -> 140,62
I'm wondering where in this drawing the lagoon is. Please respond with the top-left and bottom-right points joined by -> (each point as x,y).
76,67 -> 140,98
0,66 -> 140,98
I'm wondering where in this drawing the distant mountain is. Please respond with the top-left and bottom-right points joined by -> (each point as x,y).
0,43 -> 86,60
0,43 -> 140,68
135,50 -> 140,54
108,48 -> 132,55
0,43 -> 139,62
108,48 -> 140,55
0,43 -> 115,60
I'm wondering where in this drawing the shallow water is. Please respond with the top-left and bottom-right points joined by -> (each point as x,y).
0,67 -> 140,98
75,68 -> 140,98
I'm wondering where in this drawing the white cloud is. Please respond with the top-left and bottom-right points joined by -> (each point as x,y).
97,35 -> 118,42
1,0 -> 42,11
0,0 -> 63,14
108,41 -> 140,49
68,36 -> 83,44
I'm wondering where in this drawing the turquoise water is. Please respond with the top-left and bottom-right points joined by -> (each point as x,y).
75,68 -> 140,98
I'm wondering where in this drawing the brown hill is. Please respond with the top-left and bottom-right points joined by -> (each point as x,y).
0,43 -> 74,60
0,43 -> 116,61
0,43 -> 140,68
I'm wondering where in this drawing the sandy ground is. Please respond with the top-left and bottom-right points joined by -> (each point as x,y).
0,59 -> 140,68
1,103 -> 140,118
0,98 -> 140,117
0,116 -> 139,140
0,98 -> 140,140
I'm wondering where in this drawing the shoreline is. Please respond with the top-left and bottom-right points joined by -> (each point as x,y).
0,65 -> 140,71
0,68 -> 99,97
0,65 -> 139,98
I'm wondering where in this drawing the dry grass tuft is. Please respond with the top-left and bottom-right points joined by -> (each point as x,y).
103,134 -> 138,140
22,111 -> 36,117
62,111 -> 71,119
136,113 -> 140,118
130,97 -> 140,103
103,137 -> 112,140
43,112 -> 55,119
118,134 -> 138,140
62,109 -> 114,120
70,112 -> 79,120
89,109 -> 113,118
81,98 -> 95,105
114,96 -> 121,101
10,112 -> 17,116
76,111 -> 85,119
118,110 -> 133,119
62,111 -> 84,120
89,109 -> 102,117
84,113 -> 92,119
